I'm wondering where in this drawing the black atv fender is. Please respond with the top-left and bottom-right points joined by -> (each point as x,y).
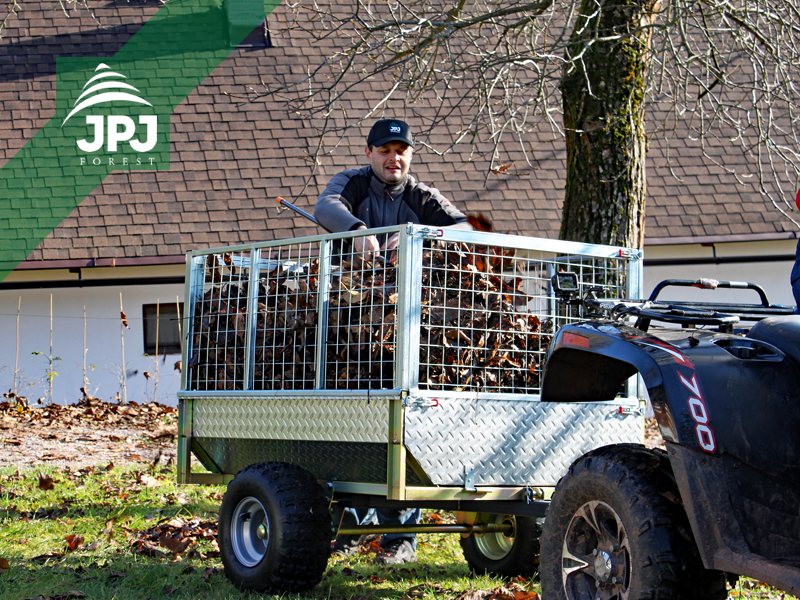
541,321 -> 713,452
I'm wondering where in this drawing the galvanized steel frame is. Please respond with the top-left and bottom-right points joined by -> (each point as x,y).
177,226 -> 644,489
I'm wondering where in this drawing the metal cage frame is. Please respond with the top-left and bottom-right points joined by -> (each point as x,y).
177,225 -> 644,500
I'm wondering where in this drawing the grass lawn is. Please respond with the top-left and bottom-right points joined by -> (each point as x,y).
0,464 -> 792,600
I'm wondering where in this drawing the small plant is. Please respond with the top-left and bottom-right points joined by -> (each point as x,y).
30,351 -> 61,405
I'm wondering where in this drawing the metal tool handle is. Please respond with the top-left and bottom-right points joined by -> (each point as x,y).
275,196 -> 327,231
275,196 -> 386,264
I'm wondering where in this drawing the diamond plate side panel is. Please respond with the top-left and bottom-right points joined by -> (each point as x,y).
191,438 -> 425,485
190,396 -> 389,443
404,399 -> 643,486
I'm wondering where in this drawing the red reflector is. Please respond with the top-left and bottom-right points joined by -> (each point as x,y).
563,332 -> 590,348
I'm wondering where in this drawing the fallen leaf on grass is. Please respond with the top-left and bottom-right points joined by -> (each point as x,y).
159,532 -> 192,555
201,567 -> 219,582
108,569 -> 127,579
408,583 -> 452,597
64,535 -> 84,552
0,557 -> 9,573
424,512 -> 443,524
453,588 -> 539,600
37,473 -> 55,490
100,519 -> 115,542
138,474 -> 160,488
30,552 -> 65,562
54,592 -> 86,600
132,540 -> 167,559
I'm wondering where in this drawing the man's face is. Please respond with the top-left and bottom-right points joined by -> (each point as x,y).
366,141 -> 413,185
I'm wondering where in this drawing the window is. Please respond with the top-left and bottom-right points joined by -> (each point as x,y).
142,303 -> 184,355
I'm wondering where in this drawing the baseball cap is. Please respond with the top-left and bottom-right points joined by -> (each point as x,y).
367,119 -> 414,148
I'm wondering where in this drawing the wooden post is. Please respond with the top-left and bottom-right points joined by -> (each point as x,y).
154,299 -> 159,404
120,292 -> 127,404
14,296 -> 20,398
49,294 -> 53,405
83,305 -> 87,393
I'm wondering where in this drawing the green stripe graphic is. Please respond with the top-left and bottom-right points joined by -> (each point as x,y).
0,0 -> 279,281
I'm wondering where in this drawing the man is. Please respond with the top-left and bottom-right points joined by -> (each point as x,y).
315,119 -> 471,565
315,119 -> 471,251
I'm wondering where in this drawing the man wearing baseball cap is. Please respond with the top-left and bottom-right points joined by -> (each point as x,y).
315,120 -> 472,564
315,118 -> 471,257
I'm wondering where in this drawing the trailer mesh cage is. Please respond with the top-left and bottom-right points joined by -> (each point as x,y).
184,226 -> 641,394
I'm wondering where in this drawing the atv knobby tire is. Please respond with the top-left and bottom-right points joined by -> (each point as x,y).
218,462 -> 331,593
540,444 -> 726,600
459,513 -> 541,577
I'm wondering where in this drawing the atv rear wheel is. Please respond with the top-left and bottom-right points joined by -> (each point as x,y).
459,513 -> 541,576
218,462 -> 331,593
540,444 -> 726,600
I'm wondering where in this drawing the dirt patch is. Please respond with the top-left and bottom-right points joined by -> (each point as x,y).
0,398 -> 177,469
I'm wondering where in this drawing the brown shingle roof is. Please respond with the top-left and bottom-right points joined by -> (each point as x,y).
1,1 -> 797,269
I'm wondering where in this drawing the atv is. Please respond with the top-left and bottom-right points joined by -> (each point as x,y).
538,277 -> 800,599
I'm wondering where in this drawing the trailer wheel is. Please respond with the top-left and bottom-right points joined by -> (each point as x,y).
459,513 -> 541,576
539,444 -> 726,600
218,462 -> 331,593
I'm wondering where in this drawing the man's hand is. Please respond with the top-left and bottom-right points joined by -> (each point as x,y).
353,226 -> 380,259
382,232 -> 399,251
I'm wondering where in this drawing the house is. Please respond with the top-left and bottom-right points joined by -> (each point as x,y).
1,0 -> 796,405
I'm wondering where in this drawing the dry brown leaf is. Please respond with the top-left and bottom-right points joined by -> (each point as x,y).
37,473 -> 55,490
0,557 -> 9,574
64,534 -> 84,552
139,474 -> 160,488
158,532 -> 192,555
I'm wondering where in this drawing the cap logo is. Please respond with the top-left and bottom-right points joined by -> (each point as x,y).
389,125 -> 401,133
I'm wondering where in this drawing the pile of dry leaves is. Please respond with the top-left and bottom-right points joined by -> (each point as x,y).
0,397 -> 177,468
188,242 -> 553,393
130,516 -> 220,561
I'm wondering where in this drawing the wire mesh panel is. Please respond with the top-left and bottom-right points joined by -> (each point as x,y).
183,227 -> 639,395
252,242 -> 320,390
324,233 -> 398,390
417,240 -> 631,394
186,251 -> 252,391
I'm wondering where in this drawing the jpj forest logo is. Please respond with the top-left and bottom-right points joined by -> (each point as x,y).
57,60 -> 169,170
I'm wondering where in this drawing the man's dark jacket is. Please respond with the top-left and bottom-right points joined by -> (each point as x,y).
315,166 -> 468,238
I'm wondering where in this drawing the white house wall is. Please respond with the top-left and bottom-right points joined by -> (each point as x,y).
644,239 -> 797,308
0,283 -> 184,407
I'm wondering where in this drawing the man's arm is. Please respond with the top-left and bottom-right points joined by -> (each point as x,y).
411,180 -> 471,230
314,168 -> 369,233
315,168 -> 380,256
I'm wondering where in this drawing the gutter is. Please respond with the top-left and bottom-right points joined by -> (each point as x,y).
14,255 -> 186,270
644,254 -> 796,268
645,231 -> 799,246
0,276 -> 185,291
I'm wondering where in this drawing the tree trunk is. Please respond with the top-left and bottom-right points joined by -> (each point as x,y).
559,0 -> 659,249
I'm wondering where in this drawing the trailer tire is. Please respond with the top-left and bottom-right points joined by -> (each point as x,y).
218,462 -> 331,593
459,514 -> 541,577
539,444 -> 726,600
